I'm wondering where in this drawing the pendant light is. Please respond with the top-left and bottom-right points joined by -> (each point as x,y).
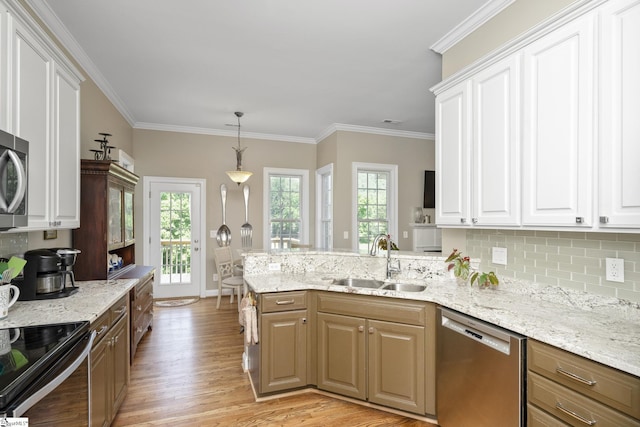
226,111 -> 253,185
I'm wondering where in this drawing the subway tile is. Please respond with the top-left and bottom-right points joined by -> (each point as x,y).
585,232 -> 616,240
617,288 -> 640,303
559,246 -> 586,256
617,233 -> 640,242
562,232 -> 588,240
558,262 -> 585,274
546,238 -> 572,247
547,253 -> 572,264
558,278 -> 586,292
572,239 -> 601,249
535,231 -> 559,238
571,272 -> 601,285
525,236 -> 547,245
515,271 -> 535,281
535,274 -> 558,286
536,260 -> 559,270
547,269 -> 572,280
585,248 -> 618,259
585,283 -> 617,298
525,266 -> 548,276
601,240 -> 636,251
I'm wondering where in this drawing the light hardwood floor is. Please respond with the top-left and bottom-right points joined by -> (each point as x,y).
113,297 -> 436,426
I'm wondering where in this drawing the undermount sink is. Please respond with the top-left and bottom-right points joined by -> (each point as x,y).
332,278 -> 384,288
380,282 -> 427,292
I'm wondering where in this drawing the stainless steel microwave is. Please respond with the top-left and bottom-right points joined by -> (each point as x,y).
0,129 -> 28,230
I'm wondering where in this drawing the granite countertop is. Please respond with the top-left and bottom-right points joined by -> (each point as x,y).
0,278 -> 138,328
244,272 -> 640,378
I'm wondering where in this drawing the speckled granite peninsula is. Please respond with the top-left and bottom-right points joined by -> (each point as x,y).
242,249 -> 640,378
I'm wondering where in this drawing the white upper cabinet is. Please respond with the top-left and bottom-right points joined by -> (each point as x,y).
471,54 -> 521,226
435,81 -> 471,226
521,13 -> 595,227
435,55 -> 521,228
2,2 -> 83,230
598,0 -> 640,228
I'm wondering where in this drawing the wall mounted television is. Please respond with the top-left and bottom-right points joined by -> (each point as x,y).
423,170 -> 435,209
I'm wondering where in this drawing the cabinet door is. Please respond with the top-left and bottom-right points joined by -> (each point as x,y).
0,10 -> 8,131
435,81 -> 471,226
521,14 -> 595,227
123,189 -> 135,245
108,184 -> 123,248
368,320 -> 425,414
317,312 -> 366,400
598,0 -> 640,228
90,336 -> 109,427
111,314 -> 129,417
51,63 -> 80,228
261,310 -> 308,393
11,18 -> 52,229
472,55 -> 521,226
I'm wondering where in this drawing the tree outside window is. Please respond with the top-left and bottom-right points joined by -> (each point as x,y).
357,171 -> 390,252
269,175 -> 302,249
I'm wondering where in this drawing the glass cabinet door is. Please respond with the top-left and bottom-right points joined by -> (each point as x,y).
123,190 -> 134,245
108,185 -> 123,247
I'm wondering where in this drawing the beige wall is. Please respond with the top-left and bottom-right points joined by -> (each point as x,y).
442,0 -> 575,78
330,131 -> 434,250
132,129 -> 317,291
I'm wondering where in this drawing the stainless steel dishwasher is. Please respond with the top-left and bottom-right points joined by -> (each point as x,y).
437,307 -> 526,426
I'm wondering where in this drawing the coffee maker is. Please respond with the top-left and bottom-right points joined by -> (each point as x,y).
14,249 -> 80,300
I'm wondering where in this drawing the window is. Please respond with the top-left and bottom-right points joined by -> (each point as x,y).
352,162 -> 398,252
264,168 -> 309,249
316,163 -> 333,250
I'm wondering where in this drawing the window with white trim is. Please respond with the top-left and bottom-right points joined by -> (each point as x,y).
263,168 -> 309,249
352,163 -> 398,252
316,163 -> 333,250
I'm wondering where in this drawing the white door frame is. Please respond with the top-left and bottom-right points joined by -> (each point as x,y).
143,176 -> 207,298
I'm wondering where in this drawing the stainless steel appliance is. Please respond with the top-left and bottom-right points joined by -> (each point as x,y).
0,129 -> 28,230
14,249 -> 79,300
437,307 -> 526,426
0,322 -> 94,425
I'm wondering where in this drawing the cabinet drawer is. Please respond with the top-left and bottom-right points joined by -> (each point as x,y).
261,291 -> 307,313
110,295 -> 129,324
528,403 -> 570,426
528,340 -> 640,419
91,311 -> 110,347
316,292 -> 427,326
529,372 -> 640,427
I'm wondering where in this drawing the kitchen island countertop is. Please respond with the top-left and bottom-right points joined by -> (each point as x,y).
244,265 -> 640,378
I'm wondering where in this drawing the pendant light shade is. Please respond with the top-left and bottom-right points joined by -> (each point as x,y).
226,112 -> 253,185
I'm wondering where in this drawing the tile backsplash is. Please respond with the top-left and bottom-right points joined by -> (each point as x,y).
0,232 -> 28,258
466,230 -> 640,303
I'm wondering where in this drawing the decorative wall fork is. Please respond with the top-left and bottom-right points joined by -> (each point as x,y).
241,185 -> 252,249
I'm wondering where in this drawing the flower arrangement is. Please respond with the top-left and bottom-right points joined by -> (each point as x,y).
445,248 -> 500,288
377,235 -> 399,251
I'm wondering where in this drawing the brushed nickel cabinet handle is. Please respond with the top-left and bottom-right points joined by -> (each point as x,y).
556,367 -> 597,386
96,325 -> 108,336
275,300 -> 295,305
555,402 -> 597,425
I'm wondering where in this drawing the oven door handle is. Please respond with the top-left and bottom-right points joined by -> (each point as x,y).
11,330 -> 96,417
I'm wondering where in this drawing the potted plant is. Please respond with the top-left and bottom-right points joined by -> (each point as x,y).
470,271 -> 499,288
445,249 -> 470,282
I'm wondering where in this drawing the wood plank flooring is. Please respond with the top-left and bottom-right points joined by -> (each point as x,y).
113,297 -> 436,426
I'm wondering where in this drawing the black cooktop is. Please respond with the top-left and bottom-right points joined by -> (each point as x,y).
0,321 -> 89,408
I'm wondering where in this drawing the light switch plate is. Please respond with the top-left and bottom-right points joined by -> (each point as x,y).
343,231 -> 349,239
492,247 -> 507,265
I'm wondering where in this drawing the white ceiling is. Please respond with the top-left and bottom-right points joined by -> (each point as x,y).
30,0 -> 505,142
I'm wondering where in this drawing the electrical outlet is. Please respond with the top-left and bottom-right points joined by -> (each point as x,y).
268,262 -> 281,271
403,231 -> 408,238
343,231 -> 349,239
492,247 -> 507,265
213,273 -> 218,282
606,258 -> 624,283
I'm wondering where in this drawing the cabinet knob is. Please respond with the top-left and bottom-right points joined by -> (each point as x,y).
460,218 -> 466,224
575,217 -> 584,224
599,216 -> 609,224
301,318 -> 307,324
472,218 -> 478,224
368,327 -> 374,334
358,326 -> 364,332
136,305 -> 142,311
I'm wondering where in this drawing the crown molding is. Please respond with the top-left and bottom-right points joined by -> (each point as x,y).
25,0 -> 137,126
134,122 -> 317,144
317,123 -> 434,143
430,0 -> 516,54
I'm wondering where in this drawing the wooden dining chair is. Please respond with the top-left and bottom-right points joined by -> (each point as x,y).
213,246 -> 244,309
